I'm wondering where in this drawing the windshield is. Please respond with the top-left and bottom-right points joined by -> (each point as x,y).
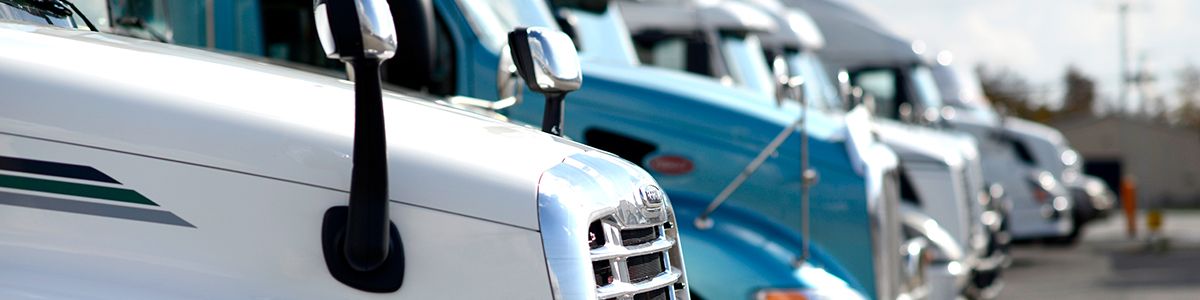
720,34 -> 776,99
931,64 -> 993,109
910,65 -> 944,112
106,0 -> 174,41
456,0 -> 558,51
571,6 -> 639,66
786,50 -> 838,111
853,68 -> 900,119
0,0 -> 78,28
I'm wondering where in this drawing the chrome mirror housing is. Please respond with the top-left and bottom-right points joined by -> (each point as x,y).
772,56 -> 790,105
770,56 -> 805,106
508,27 -> 583,95
508,27 -> 583,136
314,0 -> 398,62
837,69 -> 858,111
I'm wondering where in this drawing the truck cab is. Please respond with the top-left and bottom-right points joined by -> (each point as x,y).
929,61 -> 1085,244
614,0 -> 911,298
0,1 -> 689,299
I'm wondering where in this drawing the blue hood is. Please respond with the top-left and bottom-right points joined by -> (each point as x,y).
668,190 -> 864,299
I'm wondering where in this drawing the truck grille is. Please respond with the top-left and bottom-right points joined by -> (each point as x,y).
592,217 -> 685,300
537,153 -> 688,300
633,286 -> 670,300
874,169 -> 904,299
627,253 -> 665,282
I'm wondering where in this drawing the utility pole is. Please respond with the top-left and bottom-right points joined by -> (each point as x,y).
1117,1 -> 1130,115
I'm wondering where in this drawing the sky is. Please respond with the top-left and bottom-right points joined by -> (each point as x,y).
837,0 -> 1200,113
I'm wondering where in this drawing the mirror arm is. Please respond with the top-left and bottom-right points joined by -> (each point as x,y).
343,58 -> 392,271
542,93 -> 567,136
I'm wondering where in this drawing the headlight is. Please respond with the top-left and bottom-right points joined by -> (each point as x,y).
756,288 -> 867,300
1028,171 -> 1058,203
1060,149 -> 1079,167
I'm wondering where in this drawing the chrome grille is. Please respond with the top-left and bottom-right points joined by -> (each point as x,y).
592,217 -> 686,300
537,152 -> 689,300
873,168 -> 904,299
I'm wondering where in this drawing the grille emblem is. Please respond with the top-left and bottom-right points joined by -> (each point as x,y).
639,185 -> 666,210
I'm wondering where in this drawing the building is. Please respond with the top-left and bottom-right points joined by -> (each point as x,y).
1053,116 -> 1200,208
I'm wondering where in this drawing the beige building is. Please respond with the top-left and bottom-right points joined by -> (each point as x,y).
1052,116 -> 1200,208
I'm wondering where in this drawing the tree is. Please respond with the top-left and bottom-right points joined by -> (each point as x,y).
1176,64 -> 1200,128
976,64 -> 1044,120
1060,66 -> 1096,116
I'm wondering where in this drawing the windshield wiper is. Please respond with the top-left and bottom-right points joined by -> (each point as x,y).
58,0 -> 96,31
27,0 -> 97,31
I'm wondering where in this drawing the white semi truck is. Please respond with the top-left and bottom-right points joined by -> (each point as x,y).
0,0 -> 689,299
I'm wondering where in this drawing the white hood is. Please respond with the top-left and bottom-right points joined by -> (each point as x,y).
0,23 -> 590,230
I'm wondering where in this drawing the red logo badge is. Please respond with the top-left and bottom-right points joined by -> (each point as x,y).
649,155 -> 694,175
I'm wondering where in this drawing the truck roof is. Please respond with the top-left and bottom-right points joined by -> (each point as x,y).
742,0 -> 826,51
0,22 -> 590,230
789,0 -> 923,69
620,0 -> 776,35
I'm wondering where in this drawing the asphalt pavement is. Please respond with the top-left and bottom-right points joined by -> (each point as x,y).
999,210 -> 1200,299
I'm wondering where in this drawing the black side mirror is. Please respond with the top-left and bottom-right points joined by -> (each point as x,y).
315,0 -> 406,293
508,27 -> 583,136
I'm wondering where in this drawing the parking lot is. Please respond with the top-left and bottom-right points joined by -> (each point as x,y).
1000,211 -> 1200,299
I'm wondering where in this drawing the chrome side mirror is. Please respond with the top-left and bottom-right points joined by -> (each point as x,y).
508,27 -> 583,136
837,69 -> 856,110
772,56 -> 790,106
770,56 -> 805,106
315,0 -> 397,62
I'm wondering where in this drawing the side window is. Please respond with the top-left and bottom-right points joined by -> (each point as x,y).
633,32 -> 714,78
647,38 -> 688,72
260,0 -> 340,69
424,17 -> 458,96
853,69 -> 899,119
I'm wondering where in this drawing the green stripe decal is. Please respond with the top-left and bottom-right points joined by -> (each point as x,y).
0,173 -> 157,206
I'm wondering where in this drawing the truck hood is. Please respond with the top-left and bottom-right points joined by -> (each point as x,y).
0,23 -> 590,230
872,120 -> 964,169
1004,117 -> 1065,147
1002,117 -> 1069,175
577,62 -> 849,147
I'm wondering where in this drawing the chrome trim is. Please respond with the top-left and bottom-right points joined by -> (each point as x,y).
596,267 -> 684,299
591,236 -> 676,260
868,161 -> 903,300
538,151 -> 690,300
